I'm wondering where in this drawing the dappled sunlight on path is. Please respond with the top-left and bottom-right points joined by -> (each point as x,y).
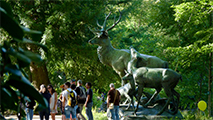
5,115 -> 62,120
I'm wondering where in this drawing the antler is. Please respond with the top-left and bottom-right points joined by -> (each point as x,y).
88,26 -> 100,34
102,12 -> 111,31
92,10 -> 121,33
96,12 -> 111,30
97,20 -> 103,28
106,10 -> 121,31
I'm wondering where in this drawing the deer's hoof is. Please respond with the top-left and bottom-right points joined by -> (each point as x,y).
125,107 -> 130,110
143,104 -> 148,108
132,112 -> 137,116
156,111 -> 163,115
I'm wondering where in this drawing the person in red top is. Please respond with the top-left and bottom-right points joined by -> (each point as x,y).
107,83 -> 121,120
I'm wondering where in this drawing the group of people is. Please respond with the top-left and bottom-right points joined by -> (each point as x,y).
25,84 -> 56,120
25,79 -> 121,120
58,80 -> 94,120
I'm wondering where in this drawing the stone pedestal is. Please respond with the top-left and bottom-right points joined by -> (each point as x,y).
107,104 -> 183,120
119,104 -> 183,120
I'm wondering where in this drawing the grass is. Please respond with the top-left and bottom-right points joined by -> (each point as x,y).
181,110 -> 213,120
81,107 -> 108,120
81,107 -> 213,120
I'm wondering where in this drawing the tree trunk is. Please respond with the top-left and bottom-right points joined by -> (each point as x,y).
30,62 -> 50,90
208,11 -> 212,117
199,73 -> 203,102
28,44 -> 50,90
208,52 -> 212,117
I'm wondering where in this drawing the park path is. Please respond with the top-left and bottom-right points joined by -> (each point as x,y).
5,115 -> 63,120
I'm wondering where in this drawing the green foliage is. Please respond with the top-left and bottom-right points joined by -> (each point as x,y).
9,0 -> 117,91
5,0 -> 212,116
172,0 -> 213,44
115,0 -> 213,113
181,110 -> 213,120
92,90 -> 103,109
0,1 -> 48,118
28,0 -> 122,92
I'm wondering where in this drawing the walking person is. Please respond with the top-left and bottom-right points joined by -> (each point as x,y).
85,82 -> 93,120
25,97 -> 36,120
62,82 -> 78,120
71,79 -> 76,85
107,83 -> 121,120
75,80 -> 86,120
39,84 -> 51,120
47,84 -> 58,120
59,84 -> 66,120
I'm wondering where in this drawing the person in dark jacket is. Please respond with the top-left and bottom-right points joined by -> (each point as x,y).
25,97 -> 36,120
107,83 -> 121,120
85,82 -> 93,120
75,80 -> 86,120
39,84 -> 51,120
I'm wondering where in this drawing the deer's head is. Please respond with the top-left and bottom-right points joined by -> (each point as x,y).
88,10 -> 121,46
128,47 -> 148,73
130,47 -> 139,60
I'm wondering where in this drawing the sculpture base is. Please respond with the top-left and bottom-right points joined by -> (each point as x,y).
119,104 -> 183,120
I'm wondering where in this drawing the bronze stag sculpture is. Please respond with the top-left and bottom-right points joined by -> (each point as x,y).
88,10 -> 168,83
88,10 -> 169,111
122,47 -> 182,115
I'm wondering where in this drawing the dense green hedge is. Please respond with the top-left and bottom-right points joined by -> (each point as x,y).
0,2 -> 48,119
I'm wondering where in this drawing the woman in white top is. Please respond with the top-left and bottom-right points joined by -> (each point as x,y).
47,84 -> 58,120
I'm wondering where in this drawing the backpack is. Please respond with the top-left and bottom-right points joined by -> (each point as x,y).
67,90 -> 77,107
78,86 -> 86,102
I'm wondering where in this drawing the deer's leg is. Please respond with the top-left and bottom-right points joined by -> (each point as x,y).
131,95 -> 135,109
119,70 -> 129,86
170,89 -> 180,114
126,87 -> 136,110
142,91 -> 152,99
124,93 -> 131,110
134,85 -> 143,116
157,87 -> 173,115
121,79 -> 127,86
129,77 -> 136,92
126,94 -> 134,110
134,87 -> 145,106
128,77 -> 136,110
123,98 -> 129,104
144,88 -> 161,107
130,95 -> 135,110
172,89 -> 180,106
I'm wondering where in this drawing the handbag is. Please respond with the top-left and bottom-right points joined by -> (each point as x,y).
109,90 -> 117,109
